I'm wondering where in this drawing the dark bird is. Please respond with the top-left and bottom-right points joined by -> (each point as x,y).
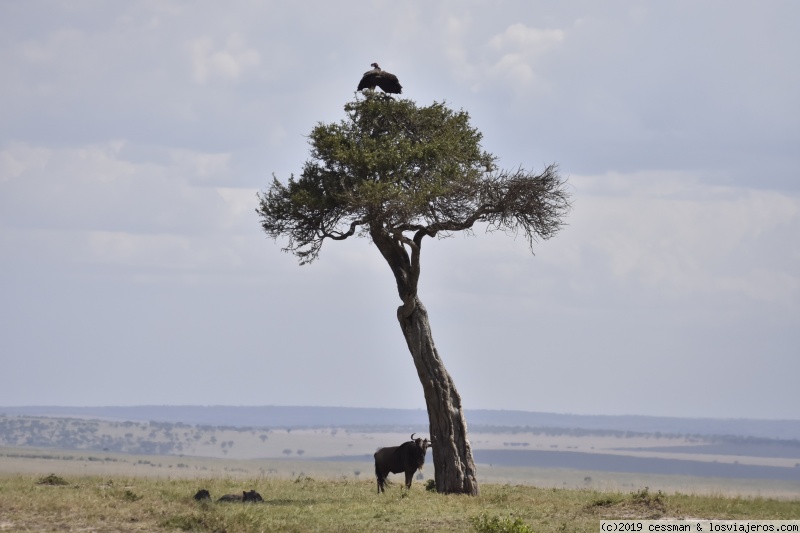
357,63 -> 403,94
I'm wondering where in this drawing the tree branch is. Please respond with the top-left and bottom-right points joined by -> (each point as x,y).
388,164 -> 570,252
321,218 -> 366,241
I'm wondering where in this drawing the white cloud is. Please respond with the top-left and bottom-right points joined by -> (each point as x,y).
169,149 -> 232,182
18,28 -> 86,65
443,14 -> 475,84
0,143 -> 50,182
440,21 -> 566,95
82,230 -> 258,277
0,160 -> 267,293
420,170 -> 799,323
489,24 -> 564,52
563,172 -> 800,304
216,187 -> 259,227
0,141 -> 258,270
189,33 -> 260,84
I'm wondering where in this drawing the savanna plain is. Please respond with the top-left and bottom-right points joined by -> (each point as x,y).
1,451 -> 799,532
1,413 -> 799,531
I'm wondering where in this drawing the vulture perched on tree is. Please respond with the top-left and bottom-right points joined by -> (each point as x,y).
357,63 -> 403,94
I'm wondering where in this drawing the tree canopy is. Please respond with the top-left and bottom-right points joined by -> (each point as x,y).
257,94 -> 571,267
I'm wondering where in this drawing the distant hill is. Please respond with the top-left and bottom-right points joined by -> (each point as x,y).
2,405 -> 799,440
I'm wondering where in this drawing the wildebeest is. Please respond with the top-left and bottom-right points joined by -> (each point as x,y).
374,433 -> 432,493
217,490 -> 264,502
193,489 -> 211,501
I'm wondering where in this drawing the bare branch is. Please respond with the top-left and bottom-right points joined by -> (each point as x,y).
478,164 -> 572,250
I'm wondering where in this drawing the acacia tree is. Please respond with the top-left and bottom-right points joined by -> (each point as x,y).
257,94 -> 571,495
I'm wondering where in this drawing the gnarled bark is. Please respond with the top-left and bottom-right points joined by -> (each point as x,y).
398,297 -> 478,495
370,225 -> 479,495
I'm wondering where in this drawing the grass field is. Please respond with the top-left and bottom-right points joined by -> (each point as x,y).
1,471 -> 798,532
1,448 -> 799,532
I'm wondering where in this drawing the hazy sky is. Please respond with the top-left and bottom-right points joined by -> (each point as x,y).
1,1 -> 798,420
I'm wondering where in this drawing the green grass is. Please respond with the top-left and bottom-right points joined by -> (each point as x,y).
0,474 -> 798,532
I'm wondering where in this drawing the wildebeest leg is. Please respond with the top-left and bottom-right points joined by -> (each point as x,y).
405,470 -> 414,489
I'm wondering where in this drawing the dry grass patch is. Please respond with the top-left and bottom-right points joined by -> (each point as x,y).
0,474 -> 798,532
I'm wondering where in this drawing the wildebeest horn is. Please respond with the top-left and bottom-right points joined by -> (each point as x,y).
410,433 -> 416,441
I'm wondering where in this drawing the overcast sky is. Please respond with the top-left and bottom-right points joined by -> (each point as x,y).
1,1 -> 798,420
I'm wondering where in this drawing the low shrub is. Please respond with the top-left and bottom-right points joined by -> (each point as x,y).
469,512 -> 534,533
36,474 -> 68,486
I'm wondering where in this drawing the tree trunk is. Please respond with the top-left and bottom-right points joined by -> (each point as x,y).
368,226 -> 479,495
397,296 -> 479,495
